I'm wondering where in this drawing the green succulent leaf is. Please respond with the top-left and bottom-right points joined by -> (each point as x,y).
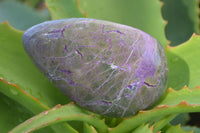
45,0 -> 168,48
0,22 -> 77,132
109,87 -> 200,133
153,114 -> 177,133
0,93 -> 34,133
0,92 -> 54,133
156,87 -> 200,106
161,0 -> 199,46
83,123 -> 97,133
45,0 -> 84,19
10,103 -> 108,133
131,124 -> 153,133
1,1 -> 200,132
0,1 -> 50,30
166,34 -> 200,90
9,87 -> 200,133
0,22 -> 70,111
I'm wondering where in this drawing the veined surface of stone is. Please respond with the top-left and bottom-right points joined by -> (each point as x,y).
23,18 -> 168,117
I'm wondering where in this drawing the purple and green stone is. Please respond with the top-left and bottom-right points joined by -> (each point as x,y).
23,18 -> 168,117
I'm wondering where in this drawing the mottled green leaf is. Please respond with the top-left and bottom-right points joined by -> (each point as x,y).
161,0 -> 199,46
166,34 -> 200,90
0,1 -> 50,30
45,0 -> 84,19
45,0 -> 168,48
10,103 -> 108,133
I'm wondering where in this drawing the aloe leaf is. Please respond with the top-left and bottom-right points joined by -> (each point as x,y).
161,0 -> 199,46
0,93 -> 34,133
163,124 -> 192,133
0,1 -> 49,30
45,0 -> 84,19
0,92 -> 56,133
10,103 -> 108,133
0,77 -> 49,114
132,124 -> 153,133
1,73 -> 77,132
109,87 -> 200,133
0,21 -> 70,111
155,87 -> 200,106
0,21 -> 78,133
166,34 -> 200,90
45,0 -> 168,48
83,123 -> 97,133
153,114 -> 177,132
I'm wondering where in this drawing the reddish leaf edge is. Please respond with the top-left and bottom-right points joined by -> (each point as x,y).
0,77 -> 49,110
160,0 -> 171,49
0,20 -> 24,32
166,33 -> 198,50
75,0 -> 87,17
109,86 -> 200,133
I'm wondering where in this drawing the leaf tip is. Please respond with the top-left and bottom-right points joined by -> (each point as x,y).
166,44 -> 172,51
42,110 -> 49,115
53,104 -> 62,108
167,88 -> 176,92
5,20 -> 9,24
160,1 -> 164,7
192,33 -> 197,37
56,117 -> 61,121
178,100 -> 189,106
194,86 -> 200,90
183,85 -> 188,88
182,85 -> 191,91
44,3 -> 47,8
150,125 -> 154,132
164,20 -> 168,25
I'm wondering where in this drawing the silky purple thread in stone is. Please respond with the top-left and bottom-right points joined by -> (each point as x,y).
22,18 -> 168,117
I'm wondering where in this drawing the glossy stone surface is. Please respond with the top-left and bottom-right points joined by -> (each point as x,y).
23,18 -> 168,117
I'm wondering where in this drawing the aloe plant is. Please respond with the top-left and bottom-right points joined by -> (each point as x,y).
0,0 -> 200,133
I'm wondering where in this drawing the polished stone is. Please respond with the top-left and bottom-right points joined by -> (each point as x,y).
23,18 -> 168,117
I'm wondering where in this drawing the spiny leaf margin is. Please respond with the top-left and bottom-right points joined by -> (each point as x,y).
166,34 -> 200,90
110,86 -> 200,133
